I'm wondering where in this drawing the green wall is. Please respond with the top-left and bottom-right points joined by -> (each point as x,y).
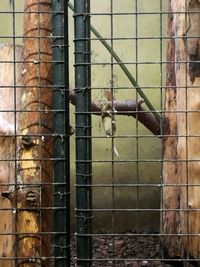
0,0 -> 23,44
0,0 -> 167,233
69,0 -> 167,232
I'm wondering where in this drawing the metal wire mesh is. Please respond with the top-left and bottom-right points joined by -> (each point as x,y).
1,0 -> 200,267
0,0 -> 69,266
72,0 -> 200,267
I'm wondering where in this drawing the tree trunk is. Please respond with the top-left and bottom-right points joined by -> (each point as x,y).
162,0 -> 200,263
15,0 -> 52,266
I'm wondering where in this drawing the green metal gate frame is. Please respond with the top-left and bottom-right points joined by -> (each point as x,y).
52,0 -> 70,266
74,0 -> 92,266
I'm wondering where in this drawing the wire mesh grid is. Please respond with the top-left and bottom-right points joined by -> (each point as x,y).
0,0 -> 200,267
0,0 -> 69,266
72,0 -> 200,267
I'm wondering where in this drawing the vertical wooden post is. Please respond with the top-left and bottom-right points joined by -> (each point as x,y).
162,0 -> 200,263
15,0 -> 53,266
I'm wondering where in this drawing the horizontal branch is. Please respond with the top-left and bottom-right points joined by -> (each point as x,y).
69,89 -> 160,136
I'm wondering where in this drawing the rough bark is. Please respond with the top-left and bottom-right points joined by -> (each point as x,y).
15,0 -> 53,266
0,44 -> 22,267
162,0 -> 200,263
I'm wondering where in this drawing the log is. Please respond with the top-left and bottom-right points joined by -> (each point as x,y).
0,44 -> 22,267
162,0 -> 200,263
15,0 -> 53,266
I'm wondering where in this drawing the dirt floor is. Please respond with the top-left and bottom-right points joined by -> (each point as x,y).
71,233 -> 183,267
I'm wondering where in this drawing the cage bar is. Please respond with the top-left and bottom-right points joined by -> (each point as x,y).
1,0 -> 200,266
52,0 -> 70,266
74,0 -> 92,266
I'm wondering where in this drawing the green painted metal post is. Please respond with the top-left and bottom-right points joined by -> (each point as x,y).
74,0 -> 92,266
52,0 -> 70,266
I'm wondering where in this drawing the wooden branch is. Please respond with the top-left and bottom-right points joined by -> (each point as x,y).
69,89 -> 160,135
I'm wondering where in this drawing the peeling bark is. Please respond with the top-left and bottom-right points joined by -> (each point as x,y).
187,0 -> 200,82
161,2 -> 182,259
162,0 -> 200,263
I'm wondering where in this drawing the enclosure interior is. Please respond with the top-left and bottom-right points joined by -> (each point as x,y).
0,0 -> 199,267
72,0 -> 165,266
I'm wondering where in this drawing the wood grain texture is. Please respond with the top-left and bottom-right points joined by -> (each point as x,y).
162,0 -> 200,262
